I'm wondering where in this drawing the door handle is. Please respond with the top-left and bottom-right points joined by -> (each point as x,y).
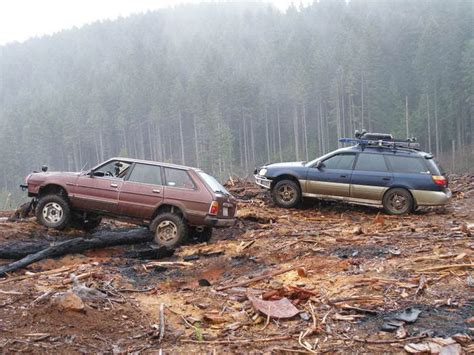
110,183 -> 118,188
340,175 -> 348,178
152,189 -> 161,193
382,177 -> 391,181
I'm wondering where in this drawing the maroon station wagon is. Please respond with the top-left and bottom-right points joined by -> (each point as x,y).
23,158 -> 237,248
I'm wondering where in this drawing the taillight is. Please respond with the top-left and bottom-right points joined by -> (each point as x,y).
209,201 -> 219,215
432,175 -> 447,187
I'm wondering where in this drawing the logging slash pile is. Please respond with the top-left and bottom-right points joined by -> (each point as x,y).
0,175 -> 473,353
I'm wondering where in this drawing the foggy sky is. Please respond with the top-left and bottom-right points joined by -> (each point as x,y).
0,0 -> 313,45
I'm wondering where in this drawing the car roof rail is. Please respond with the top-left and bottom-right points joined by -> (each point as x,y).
340,131 -> 421,151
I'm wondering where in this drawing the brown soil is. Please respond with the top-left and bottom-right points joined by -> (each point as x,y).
0,175 -> 473,353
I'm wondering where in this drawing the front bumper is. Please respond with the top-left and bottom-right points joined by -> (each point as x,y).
204,216 -> 236,227
411,188 -> 452,206
254,175 -> 272,189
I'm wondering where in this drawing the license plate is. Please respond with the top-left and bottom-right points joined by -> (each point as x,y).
223,207 -> 228,217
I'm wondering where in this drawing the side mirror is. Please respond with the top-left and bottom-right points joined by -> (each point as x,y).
315,161 -> 324,169
41,165 -> 48,172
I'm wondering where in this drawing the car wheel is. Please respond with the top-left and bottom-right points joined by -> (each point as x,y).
383,188 -> 413,215
36,194 -> 71,230
191,226 -> 213,243
150,213 -> 188,248
272,179 -> 301,208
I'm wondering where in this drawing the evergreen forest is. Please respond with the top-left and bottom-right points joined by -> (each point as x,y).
0,0 -> 473,207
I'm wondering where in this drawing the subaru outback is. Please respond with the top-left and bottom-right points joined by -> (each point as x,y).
255,132 -> 451,214
23,158 -> 236,248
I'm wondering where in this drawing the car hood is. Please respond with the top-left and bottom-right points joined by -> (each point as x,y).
265,161 -> 306,168
29,171 -> 81,179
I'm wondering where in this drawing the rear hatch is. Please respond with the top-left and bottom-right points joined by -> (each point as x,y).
425,156 -> 449,190
198,172 -> 237,218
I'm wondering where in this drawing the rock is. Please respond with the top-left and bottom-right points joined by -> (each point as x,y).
394,307 -> 421,323
381,320 -> 404,332
53,292 -> 84,312
352,226 -> 364,235
299,312 -> 311,321
231,310 -> 248,322
203,313 -> 227,324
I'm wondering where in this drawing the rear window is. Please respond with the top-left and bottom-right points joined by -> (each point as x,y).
199,172 -> 230,195
386,156 -> 428,174
164,168 -> 196,189
425,158 -> 444,175
355,153 -> 388,172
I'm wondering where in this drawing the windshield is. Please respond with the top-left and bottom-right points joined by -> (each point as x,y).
305,151 -> 336,167
199,172 -> 230,195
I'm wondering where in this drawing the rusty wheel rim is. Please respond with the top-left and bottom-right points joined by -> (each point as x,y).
156,220 -> 178,243
277,184 -> 296,203
389,193 -> 407,212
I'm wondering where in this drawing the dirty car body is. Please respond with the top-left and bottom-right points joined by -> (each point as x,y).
24,157 -> 236,247
255,133 -> 451,214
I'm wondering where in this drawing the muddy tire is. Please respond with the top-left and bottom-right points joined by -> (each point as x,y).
36,194 -> 71,230
150,213 -> 188,248
383,188 -> 413,215
272,179 -> 301,208
191,227 -> 213,243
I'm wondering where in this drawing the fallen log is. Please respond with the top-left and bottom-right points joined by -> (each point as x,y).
0,241 -> 50,259
0,228 -> 172,276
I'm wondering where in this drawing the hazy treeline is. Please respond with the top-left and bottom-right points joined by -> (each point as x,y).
0,0 -> 473,205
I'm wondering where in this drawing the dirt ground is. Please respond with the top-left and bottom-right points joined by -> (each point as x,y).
0,176 -> 473,353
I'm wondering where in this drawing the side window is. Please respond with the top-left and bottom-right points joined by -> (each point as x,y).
164,168 -> 196,189
128,164 -> 162,185
94,160 -> 131,178
322,154 -> 355,170
355,153 -> 388,172
386,156 -> 428,173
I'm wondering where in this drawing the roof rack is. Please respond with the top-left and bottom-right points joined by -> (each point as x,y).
339,130 -> 420,151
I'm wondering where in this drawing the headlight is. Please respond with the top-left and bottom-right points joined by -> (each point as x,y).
259,168 -> 267,176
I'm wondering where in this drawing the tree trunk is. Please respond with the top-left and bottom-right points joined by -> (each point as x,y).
277,103 -> 283,161
302,102 -> 309,161
178,110 -> 185,165
193,114 -> 200,167
0,229 -> 173,276
293,102 -> 300,160
265,104 -> 270,163
243,111 -> 248,172
405,96 -> 409,138
361,71 -> 364,129
434,85 -> 440,156
426,93 -> 432,152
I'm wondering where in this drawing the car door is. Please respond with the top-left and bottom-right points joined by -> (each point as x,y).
118,163 -> 164,219
350,153 -> 393,203
71,160 -> 130,214
305,153 -> 356,198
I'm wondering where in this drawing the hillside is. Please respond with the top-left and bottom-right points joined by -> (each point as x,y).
1,0 -> 473,206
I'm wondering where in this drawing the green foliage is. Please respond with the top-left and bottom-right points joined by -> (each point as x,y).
0,0 -> 472,204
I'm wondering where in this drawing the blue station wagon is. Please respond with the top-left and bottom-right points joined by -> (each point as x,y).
255,132 -> 451,214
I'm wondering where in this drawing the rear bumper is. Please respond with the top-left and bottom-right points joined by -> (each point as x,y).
204,216 -> 235,227
411,188 -> 452,206
254,175 -> 271,189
